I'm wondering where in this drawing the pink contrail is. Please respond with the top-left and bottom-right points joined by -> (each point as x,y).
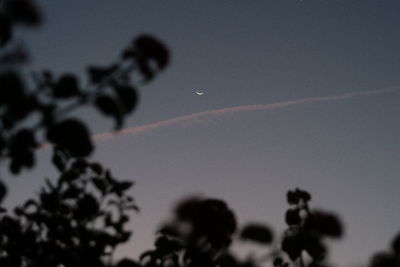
93,87 -> 398,142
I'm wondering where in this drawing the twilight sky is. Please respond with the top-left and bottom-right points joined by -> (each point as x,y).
4,1 -> 400,266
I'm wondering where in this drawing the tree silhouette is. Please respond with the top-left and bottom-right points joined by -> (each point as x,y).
0,0 -> 169,200
0,1 -> 169,265
140,197 -> 237,267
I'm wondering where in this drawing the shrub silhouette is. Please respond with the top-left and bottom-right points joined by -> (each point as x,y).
214,188 -> 343,267
140,197 -> 237,267
1,167 -> 399,267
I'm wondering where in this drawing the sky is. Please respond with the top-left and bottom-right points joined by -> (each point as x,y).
4,1 -> 400,266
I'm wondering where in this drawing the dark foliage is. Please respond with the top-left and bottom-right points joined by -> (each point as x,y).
0,2 -> 399,267
240,224 -> 273,245
0,155 -> 138,267
0,1 -> 168,266
139,197 -> 237,267
231,189 -> 343,267
0,0 -> 170,207
368,233 -> 400,267
280,189 -> 343,265
0,32 -> 169,174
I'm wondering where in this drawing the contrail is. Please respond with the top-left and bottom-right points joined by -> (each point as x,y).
93,87 -> 398,142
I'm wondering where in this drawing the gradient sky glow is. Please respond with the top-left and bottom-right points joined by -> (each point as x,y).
4,1 -> 400,266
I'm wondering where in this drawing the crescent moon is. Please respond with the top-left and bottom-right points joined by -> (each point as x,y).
196,91 -> 204,96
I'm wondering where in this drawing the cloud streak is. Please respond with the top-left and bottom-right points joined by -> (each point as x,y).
92,87 -> 398,142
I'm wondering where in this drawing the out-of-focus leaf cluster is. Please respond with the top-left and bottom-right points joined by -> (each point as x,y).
0,33 -> 169,175
369,233 -> 400,267
231,188 -> 343,267
0,154 -> 138,267
140,197 -> 237,267
279,189 -> 343,266
0,0 -> 41,47
0,0 -> 170,207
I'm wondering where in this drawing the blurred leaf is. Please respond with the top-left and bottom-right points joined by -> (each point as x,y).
12,129 -> 37,149
121,48 -> 136,60
369,252 -> 397,267
92,177 -> 107,195
8,130 -> 37,174
285,209 -> 301,226
95,95 -> 118,115
392,233 -> 400,255
298,189 -> 311,202
158,225 -> 179,237
286,188 -> 311,205
76,194 -> 99,219
0,180 -> 6,203
53,74 -> 80,98
6,94 -> 39,123
281,234 -> 302,261
39,191 -> 59,212
0,45 -> 30,64
112,181 -> 134,197
90,162 -> 103,175
136,58 -> 154,81
71,159 -> 88,171
134,34 -> 170,70
62,184 -> 81,199
273,257 -> 283,267
46,119 -> 93,157
125,204 -> 140,212
0,16 -> 12,46
95,95 -> 123,129
304,210 -> 343,238
286,190 -> 300,205
52,146 -> 69,172
87,65 -> 117,84
115,181 -> 133,192
9,151 -> 34,174
304,234 -> 326,262
5,0 -> 42,26
0,72 -> 25,105
60,169 -> 80,182
113,85 -> 139,114
240,224 -> 273,245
